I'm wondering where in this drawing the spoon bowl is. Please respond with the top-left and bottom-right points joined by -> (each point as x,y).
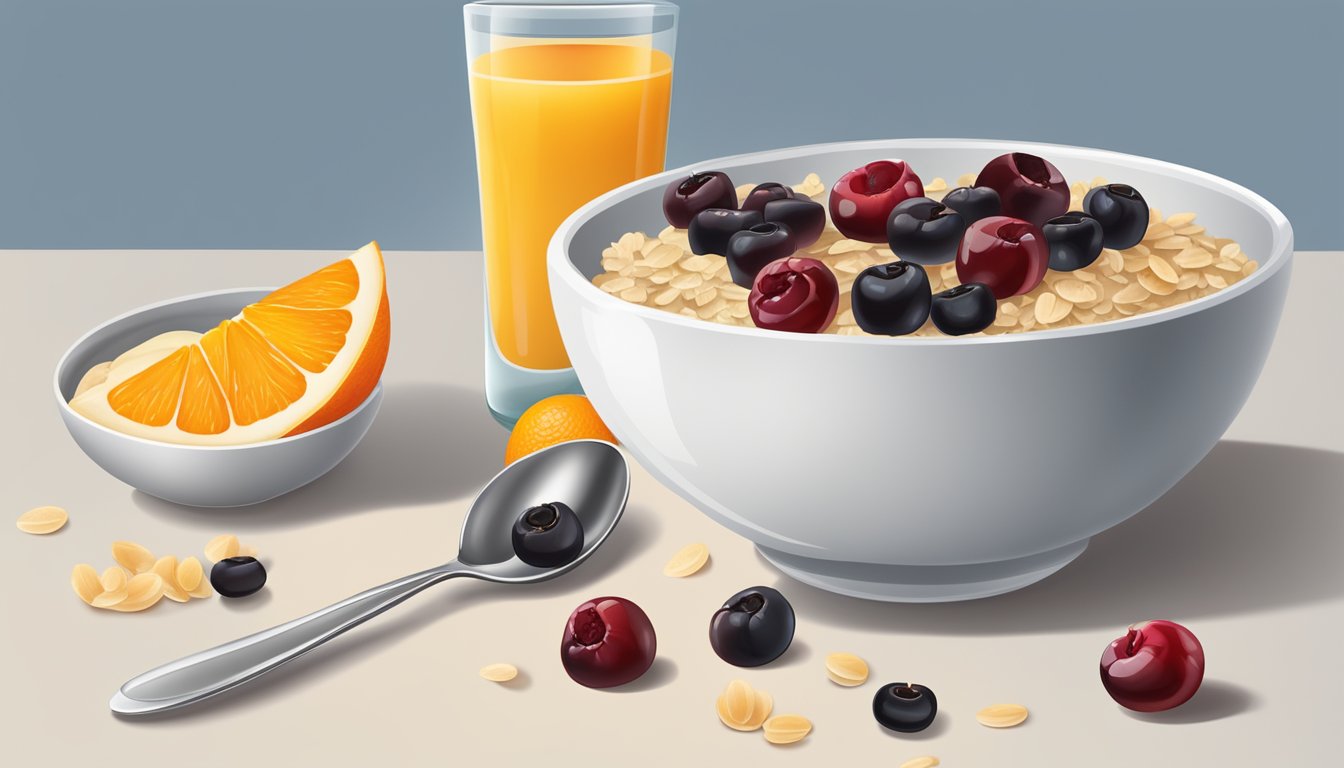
110,439 -> 629,716
459,439 -> 630,577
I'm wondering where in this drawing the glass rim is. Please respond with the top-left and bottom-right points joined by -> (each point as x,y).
465,1 -> 677,38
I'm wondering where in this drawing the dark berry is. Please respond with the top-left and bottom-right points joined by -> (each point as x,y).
561,596 -> 657,688
688,208 -> 763,255
708,586 -> 795,667
872,683 -> 938,733
511,502 -> 584,568
748,257 -> 839,334
975,152 -> 1069,227
930,283 -> 997,335
762,197 -> 826,248
851,261 -> 931,336
662,171 -> 736,228
829,160 -> 924,242
940,186 -> 1002,225
740,182 -> 795,212
955,216 -> 1049,299
1083,183 -> 1149,250
210,556 -> 267,598
885,197 -> 968,266
1042,212 -> 1104,271
726,222 -> 796,288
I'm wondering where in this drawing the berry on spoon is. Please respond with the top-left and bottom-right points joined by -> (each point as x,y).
511,502 -> 583,568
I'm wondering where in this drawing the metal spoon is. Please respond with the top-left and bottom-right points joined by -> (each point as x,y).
110,439 -> 629,716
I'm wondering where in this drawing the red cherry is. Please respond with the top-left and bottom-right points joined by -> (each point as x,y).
974,152 -> 1069,227
1100,620 -> 1205,712
560,596 -> 657,689
954,216 -> 1049,299
828,160 -> 924,242
748,257 -> 839,334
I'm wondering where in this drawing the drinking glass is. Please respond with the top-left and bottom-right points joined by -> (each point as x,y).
464,1 -> 678,426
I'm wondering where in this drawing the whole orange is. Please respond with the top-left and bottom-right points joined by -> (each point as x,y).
504,394 -> 617,465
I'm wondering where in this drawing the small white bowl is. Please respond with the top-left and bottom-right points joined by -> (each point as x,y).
550,138 -> 1293,602
54,288 -> 383,508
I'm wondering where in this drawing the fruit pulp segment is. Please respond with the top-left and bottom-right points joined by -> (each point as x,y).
470,42 -> 672,370
106,253 -> 367,433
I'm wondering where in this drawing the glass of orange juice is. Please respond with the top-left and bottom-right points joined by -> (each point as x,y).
464,1 -> 677,427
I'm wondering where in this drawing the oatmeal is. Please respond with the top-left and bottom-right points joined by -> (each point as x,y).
593,171 -> 1257,336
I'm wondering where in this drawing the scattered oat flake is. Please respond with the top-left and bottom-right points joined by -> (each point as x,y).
825,652 -> 869,686
479,663 -> 518,682
112,541 -> 155,573
176,556 -> 205,592
901,758 -> 941,768
108,573 -> 165,612
763,714 -> 811,745
662,542 -> 710,577
153,555 -> 189,603
205,534 -> 240,563
977,703 -> 1030,728
17,506 -> 67,535
71,564 -> 102,604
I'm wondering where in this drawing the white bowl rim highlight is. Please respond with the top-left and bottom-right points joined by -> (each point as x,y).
550,137 -> 1292,346
53,286 -> 383,453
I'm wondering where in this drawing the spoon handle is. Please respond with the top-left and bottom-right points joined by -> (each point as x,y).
110,563 -> 465,715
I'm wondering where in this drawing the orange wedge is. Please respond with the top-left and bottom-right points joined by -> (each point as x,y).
70,242 -> 390,445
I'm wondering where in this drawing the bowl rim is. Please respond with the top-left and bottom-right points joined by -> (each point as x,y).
52,286 -> 383,452
549,137 -> 1293,346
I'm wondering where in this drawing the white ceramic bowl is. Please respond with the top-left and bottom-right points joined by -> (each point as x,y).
550,138 -> 1293,602
54,288 -> 383,508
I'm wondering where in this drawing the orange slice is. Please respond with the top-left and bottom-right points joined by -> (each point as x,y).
70,242 -> 390,445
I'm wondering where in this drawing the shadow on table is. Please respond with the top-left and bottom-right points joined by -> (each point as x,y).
113,504 -> 662,723
131,382 -> 506,529
1122,680 -> 1259,724
770,440 -> 1344,635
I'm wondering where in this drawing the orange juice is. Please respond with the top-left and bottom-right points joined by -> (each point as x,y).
469,42 -> 672,370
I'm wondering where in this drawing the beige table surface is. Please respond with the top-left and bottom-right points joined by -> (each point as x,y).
2,249 -> 1341,767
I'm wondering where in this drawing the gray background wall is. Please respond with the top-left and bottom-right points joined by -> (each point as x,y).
2,0 -> 1341,251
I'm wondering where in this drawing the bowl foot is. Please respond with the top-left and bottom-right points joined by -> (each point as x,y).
756,539 -> 1089,602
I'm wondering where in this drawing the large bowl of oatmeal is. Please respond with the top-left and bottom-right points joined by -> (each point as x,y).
548,138 -> 1292,602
